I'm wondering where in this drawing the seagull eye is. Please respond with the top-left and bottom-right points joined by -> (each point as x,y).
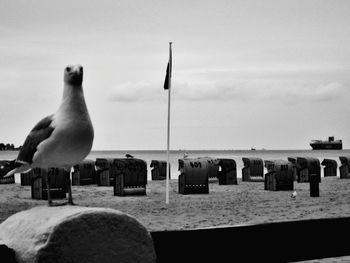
66,67 -> 71,72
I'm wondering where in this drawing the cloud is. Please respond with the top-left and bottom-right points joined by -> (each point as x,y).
169,65 -> 349,103
108,80 -> 248,102
263,82 -> 346,103
172,81 -> 250,101
108,78 -> 347,104
108,81 -> 163,102
178,64 -> 345,76
173,81 -> 347,103
309,82 -> 344,102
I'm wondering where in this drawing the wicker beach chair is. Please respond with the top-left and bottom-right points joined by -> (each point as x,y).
217,158 -> 237,185
321,159 -> 337,177
178,158 -> 209,194
113,158 -> 147,196
196,157 -> 220,180
95,158 -> 117,186
296,157 -> 321,183
150,160 -> 170,180
264,159 -> 294,191
72,159 -> 96,185
242,157 -> 264,182
339,156 -> 350,179
31,167 -> 68,200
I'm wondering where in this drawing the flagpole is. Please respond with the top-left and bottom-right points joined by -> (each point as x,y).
166,42 -> 172,204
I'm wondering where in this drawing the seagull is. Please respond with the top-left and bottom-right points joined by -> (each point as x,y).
125,153 -> 134,158
4,64 -> 94,206
291,190 -> 297,199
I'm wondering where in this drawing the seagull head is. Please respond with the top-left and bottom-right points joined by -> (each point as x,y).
64,64 -> 83,86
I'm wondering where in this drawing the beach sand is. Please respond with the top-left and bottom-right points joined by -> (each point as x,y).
1,177 -> 350,261
1,177 -> 350,231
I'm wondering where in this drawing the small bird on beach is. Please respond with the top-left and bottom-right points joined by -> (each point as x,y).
125,153 -> 134,158
4,64 -> 94,206
291,190 -> 297,199
183,151 -> 189,159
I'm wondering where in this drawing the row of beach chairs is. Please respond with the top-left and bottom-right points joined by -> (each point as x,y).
178,156 -> 350,194
0,158 -> 150,200
243,156 -> 350,181
1,156 -> 350,199
0,157 -> 237,199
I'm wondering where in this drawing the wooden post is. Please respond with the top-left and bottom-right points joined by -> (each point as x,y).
309,174 -> 319,197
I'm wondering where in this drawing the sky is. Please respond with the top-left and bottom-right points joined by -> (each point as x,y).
0,0 -> 350,150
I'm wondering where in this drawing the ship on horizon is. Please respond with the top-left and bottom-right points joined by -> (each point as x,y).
310,136 -> 342,150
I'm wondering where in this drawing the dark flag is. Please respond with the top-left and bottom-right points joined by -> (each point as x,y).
163,44 -> 172,90
163,62 -> 170,90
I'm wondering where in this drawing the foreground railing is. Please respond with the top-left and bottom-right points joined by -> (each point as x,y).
151,216 -> 350,262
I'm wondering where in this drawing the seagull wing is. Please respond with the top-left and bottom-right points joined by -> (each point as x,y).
4,115 -> 55,177
17,114 -> 55,164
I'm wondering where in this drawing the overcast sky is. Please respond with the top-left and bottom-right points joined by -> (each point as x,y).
1,0 -> 350,150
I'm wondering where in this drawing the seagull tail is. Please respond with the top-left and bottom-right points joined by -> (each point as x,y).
3,160 -> 31,178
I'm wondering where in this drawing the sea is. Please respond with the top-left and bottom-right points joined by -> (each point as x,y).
2,149 -> 350,183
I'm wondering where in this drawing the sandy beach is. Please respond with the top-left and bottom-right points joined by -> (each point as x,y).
2,176 -> 350,262
1,176 -> 350,232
